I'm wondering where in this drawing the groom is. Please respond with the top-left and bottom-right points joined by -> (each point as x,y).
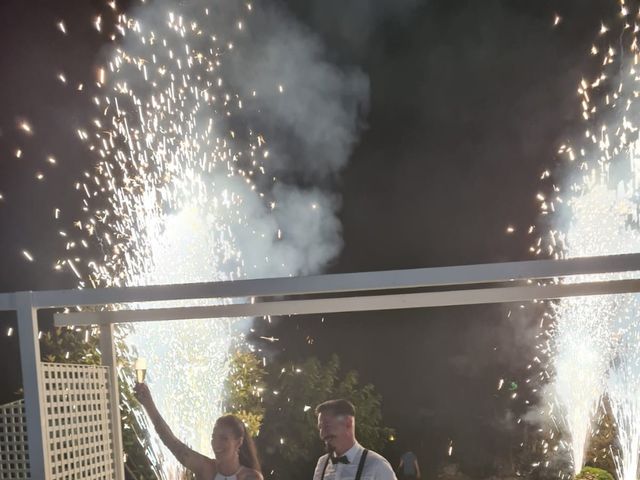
313,399 -> 397,480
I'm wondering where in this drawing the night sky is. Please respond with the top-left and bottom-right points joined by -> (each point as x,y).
0,0 -> 620,476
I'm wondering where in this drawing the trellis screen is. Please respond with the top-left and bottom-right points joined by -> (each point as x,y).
0,363 -> 116,479
42,362 -> 115,480
0,399 -> 29,479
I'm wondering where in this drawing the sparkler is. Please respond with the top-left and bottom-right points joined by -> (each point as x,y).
33,0 -> 358,473
73,4 -> 279,465
18,1 -> 298,474
5,0 -> 363,475
537,1 -> 640,477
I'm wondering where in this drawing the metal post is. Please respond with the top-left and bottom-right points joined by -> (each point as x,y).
16,291 -> 48,479
99,323 -> 126,480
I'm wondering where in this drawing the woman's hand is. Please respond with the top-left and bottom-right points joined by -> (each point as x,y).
133,382 -> 154,409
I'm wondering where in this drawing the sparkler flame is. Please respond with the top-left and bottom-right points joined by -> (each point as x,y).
541,3 -> 640,477
75,5 -> 276,465
35,0 -> 366,475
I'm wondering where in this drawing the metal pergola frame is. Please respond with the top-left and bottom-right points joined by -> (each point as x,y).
3,252 -> 640,479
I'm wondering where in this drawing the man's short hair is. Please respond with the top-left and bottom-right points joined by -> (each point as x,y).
315,399 -> 356,417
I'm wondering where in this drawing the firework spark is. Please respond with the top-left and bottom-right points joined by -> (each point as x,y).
67,4 -> 278,463
46,0 -> 360,473
5,0 -> 365,474
537,2 -> 640,477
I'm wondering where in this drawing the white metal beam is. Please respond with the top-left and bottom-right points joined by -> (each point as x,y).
31,253 -> 640,309
54,278 -> 640,326
0,292 -> 16,311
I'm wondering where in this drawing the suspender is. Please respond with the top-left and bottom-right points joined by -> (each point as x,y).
355,449 -> 369,480
320,455 -> 331,479
320,449 -> 369,480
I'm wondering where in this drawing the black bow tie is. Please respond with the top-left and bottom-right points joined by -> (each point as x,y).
331,455 -> 350,465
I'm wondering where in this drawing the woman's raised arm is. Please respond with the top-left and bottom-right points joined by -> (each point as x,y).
134,383 -> 211,475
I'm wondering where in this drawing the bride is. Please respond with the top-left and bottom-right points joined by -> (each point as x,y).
135,383 -> 263,480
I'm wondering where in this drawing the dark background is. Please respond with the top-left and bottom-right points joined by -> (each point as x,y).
0,0 -> 617,476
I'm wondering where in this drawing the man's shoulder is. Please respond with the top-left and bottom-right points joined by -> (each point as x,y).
363,448 -> 393,466
313,454 -> 331,479
315,453 -> 330,468
363,448 -> 386,459
362,449 -> 397,478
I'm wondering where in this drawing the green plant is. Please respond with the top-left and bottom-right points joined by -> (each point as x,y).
224,350 -> 266,437
576,466 -> 615,480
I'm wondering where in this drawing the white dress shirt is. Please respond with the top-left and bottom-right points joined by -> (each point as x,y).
313,442 -> 397,480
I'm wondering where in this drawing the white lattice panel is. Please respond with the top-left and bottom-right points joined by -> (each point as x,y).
0,399 -> 29,479
0,364 -> 117,479
42,363 -> 115,480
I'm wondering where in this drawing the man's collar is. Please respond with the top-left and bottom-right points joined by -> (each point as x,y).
343,441 -> 362,464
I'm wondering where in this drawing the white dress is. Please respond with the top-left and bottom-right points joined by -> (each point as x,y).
214,473 -> 238,480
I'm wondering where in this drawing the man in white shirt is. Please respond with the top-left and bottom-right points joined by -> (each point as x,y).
312,399 -> 397,480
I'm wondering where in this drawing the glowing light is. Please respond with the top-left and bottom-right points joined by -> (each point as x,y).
18,121 -> 33,134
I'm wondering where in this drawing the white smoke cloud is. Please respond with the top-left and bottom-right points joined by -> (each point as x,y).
116,0 -> 369,277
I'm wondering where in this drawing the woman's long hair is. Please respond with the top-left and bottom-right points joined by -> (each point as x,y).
215,414 -> 261,472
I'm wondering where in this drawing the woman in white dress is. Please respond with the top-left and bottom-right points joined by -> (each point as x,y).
135,383 -> 263,480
